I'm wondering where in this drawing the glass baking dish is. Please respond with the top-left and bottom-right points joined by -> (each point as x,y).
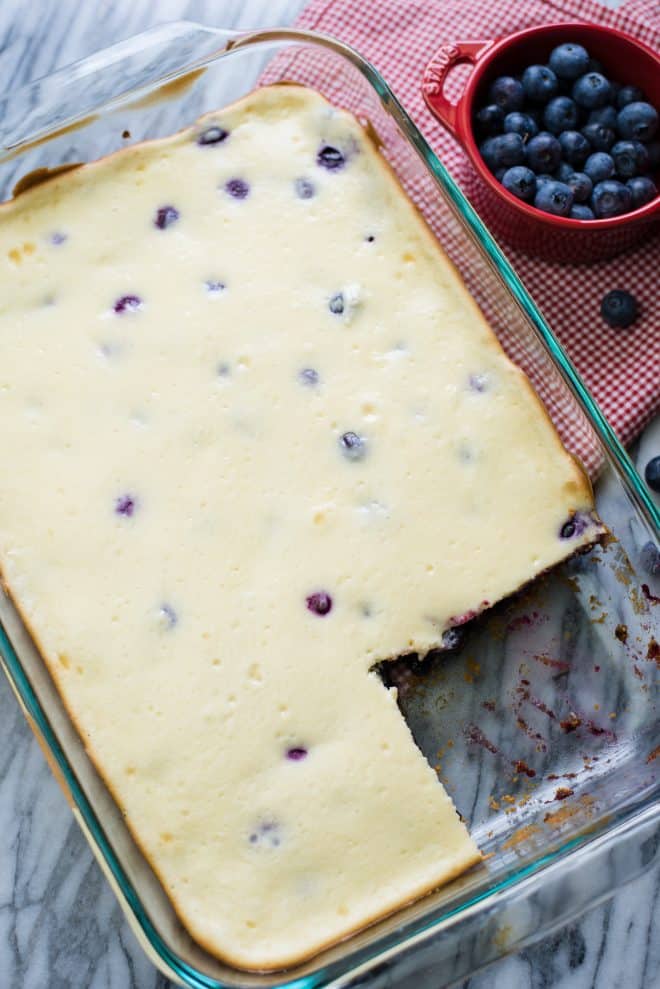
0,22 -> 658,989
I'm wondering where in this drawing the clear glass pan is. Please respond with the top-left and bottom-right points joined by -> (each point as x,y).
0,23 -> 657,989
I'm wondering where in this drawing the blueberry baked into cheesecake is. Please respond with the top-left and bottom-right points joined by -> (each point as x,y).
0,85 -> 604,969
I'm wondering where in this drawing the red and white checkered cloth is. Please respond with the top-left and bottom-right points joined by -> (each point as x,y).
279,0 -> 660,470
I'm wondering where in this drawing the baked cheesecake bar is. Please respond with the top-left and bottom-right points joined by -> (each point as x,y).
0,85 -> 603,969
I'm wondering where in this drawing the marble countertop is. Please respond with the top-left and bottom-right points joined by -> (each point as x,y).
0,1 -> 657,987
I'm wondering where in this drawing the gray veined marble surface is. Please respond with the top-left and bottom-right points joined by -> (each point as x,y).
0,1 -> 658,987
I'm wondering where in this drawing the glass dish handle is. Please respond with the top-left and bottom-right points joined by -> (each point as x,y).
0,20 -> 236,152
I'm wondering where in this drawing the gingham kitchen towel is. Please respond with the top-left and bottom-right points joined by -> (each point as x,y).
279,0 -> 660,469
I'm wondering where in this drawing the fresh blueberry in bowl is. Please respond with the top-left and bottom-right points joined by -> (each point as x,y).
475,104 -> 504,136
600,289 -> 637,328
584,152 -> 615,183
591,179 -> 632,218
616,85 -> 645,109
525,132 -> 561,172
558,130 -> 591,168
503,111 -> 538,140
588,105 -> 618,129
543,96 -> 579,134
534,179 -> 573,216
566,171 -> 592,202
549,43 -> 590,81
581,121 -> 615,151
626,175 -> 657,209
645,456 -> 660,493
501,165 -> 536,201
570,203 -> 595,219
610,140 -> 649,179
521,65 -> 558,103
479,133 -> 525,169
488,76 -> 525,112
572,72 -> 612,109
617,101 -> 658,141
555,160 -> 574,183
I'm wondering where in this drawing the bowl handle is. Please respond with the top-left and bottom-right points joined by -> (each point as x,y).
422,40 -> 492,137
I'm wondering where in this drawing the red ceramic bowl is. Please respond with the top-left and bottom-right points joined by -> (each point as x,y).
422,22 -> 660,263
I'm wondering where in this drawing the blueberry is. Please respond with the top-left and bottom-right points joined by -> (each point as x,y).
559,511 -> 592,539
558,129 -> 591,167
328,292 -> 345,315
475,104 -> 505,137
639,541 -> 660,576
113,294 -> 142,314
626,175 -> 657,209
115,494 -> 137,517
501,165 -> 536,201
205,279 -> 226,293
488,76 -> 525,113
572,73 -> 612,109
154,205 -> 179,230
586,58 -> 604,75
617,102 -> 658,142
536,173 -> 555,187
521,65 -> 558,103
644,455 -> 660,493
600,289 -> 638,328
647,141 -> 660,169
294,177 -> 315,199
581,121 -> 616,151
441,627 -> 466,651
560,519 -> 577,538
587,105 -> 617,130
534,179 -> 574,216
286,747 -> 308,761
339,431 -> 367,461
591,179 -> 632,218
306,591 -> 333,615
298,367 -> 319,386
554,161 -> 573,183
249,820 -> 281,848
525,132 -> 561,172
584,152 -> 615,182
611,140 -> 648,179
548,43 -> 590,81
317,145 -> 345,170
468,372 -> 489,392
543,96 -> 579,134
566,171 -> 593,202
503,111 -> 538,140
494,168 -> 507,181
479,133 -> 525,170
197,126 -> 228,146
158,603 -> 177,629
570,204 -> 595,219
616,85 -> 645,109
225,178 -> 249,199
